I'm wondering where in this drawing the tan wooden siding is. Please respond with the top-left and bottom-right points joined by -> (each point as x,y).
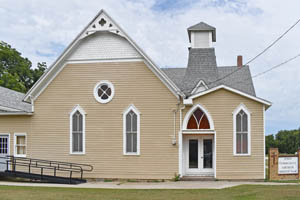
183,89 -> 264,179
0,116 -> 32,156
30,61 -> 180,179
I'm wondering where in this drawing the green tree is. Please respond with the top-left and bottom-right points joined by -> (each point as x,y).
0,41 -> 47,93
265,134 -> 276,154
266,128 -> 300,154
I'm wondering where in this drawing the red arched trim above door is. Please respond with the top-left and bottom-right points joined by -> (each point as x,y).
187,108 -> 210,129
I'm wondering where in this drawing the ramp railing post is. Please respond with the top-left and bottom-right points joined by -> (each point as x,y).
41,168 -> 43,181
13,157 -> 16,172
69,171 -> 73,184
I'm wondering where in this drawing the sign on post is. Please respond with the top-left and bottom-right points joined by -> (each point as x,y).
278,157 -> 298,174
268,148 -> 300,180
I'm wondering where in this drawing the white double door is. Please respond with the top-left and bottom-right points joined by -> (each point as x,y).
0,135 -> 9,172
183,135 -> 214,176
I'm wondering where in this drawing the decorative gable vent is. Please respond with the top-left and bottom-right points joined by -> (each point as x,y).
83,13 -> 124,39
191,80 -> 208,94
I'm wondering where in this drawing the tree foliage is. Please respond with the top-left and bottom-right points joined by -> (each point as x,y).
0,41 -> 47,93
266,128 -> 300,154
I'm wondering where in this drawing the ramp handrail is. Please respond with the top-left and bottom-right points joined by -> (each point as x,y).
0,155 -> 93,183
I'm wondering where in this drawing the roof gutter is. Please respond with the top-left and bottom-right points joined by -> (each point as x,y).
0,112 -> 33,116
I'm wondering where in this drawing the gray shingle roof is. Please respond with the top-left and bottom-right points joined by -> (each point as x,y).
162,66 -> 256,97
161,48 -> 256,97
181,48 -> 219,95
187,22 -> 216,42
0,86 -> 32,113
217,66 -> 256,96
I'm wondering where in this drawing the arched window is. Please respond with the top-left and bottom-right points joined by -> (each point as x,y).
123,105 -> 140,155
187,108 -> 210,129
70,105 -> 86,154
233,104 -> 251,155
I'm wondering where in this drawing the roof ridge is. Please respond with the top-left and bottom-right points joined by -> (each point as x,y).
217,65 -> 249,68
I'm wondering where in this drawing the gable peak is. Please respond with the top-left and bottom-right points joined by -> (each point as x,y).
82,10 -> 125,39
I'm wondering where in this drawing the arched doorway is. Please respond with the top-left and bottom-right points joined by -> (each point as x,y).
181,104 -> 215,177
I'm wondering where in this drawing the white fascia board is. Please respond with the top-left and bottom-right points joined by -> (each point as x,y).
23,9 -> 183,102
0,105 -> 22,112
0,112 -> 33,116
188,85 -> 272,108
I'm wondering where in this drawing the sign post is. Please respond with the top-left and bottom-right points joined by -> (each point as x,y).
268,148 -> 300,180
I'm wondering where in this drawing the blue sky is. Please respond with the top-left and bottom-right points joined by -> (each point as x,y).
0,0 -> 299,135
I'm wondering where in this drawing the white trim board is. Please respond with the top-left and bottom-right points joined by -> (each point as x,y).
191,80 -> 208,95
23,9 -> 184,103
187,85 -> 272,109
263,105 -> 266,179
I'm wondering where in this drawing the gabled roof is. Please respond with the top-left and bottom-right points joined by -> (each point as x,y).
162,65 -> 256,97
187,22 -> 216,42
23,9 -> 184,102
191,80 -> 208,94
0,86 -> 32,114
187,85 -> 272,109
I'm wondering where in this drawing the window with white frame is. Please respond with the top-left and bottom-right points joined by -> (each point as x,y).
14,134 -> 26,157
70,105 -> 85,154
123,105 -> 140,155
93,81 -> 115,104
233,105 -> 251,155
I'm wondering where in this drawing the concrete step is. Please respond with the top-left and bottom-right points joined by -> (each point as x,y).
180,176 -> 215,181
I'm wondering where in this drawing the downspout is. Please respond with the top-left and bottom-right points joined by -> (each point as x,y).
178,103 -> 185,177
172,96 -> 181,145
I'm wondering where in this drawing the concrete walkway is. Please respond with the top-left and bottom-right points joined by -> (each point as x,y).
0,180 -> 298,189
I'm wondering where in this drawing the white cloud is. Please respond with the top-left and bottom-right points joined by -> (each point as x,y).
1,0 -> 299,134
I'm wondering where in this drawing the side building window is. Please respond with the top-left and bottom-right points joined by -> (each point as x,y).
233,104 -> 251,155
14,133 -> 26,157
123,105 -> 140,155
70,105 -> 86,154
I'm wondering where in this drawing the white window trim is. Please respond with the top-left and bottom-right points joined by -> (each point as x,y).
69,105 -> 86,155
14,133 -> 27,157
0,133 -> 10,156
233,103 -> 251,156
93,80 -> 115,104
123,104 -> 140,156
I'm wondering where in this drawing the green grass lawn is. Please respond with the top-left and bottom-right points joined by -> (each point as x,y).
1,185 -> 300,200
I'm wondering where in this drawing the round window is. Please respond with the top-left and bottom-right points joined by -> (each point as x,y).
93,81 -> 115,103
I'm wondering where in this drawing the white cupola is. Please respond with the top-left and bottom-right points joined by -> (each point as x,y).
187,22 -> 216,48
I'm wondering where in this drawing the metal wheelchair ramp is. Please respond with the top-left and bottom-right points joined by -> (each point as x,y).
0,156 -> 93,184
